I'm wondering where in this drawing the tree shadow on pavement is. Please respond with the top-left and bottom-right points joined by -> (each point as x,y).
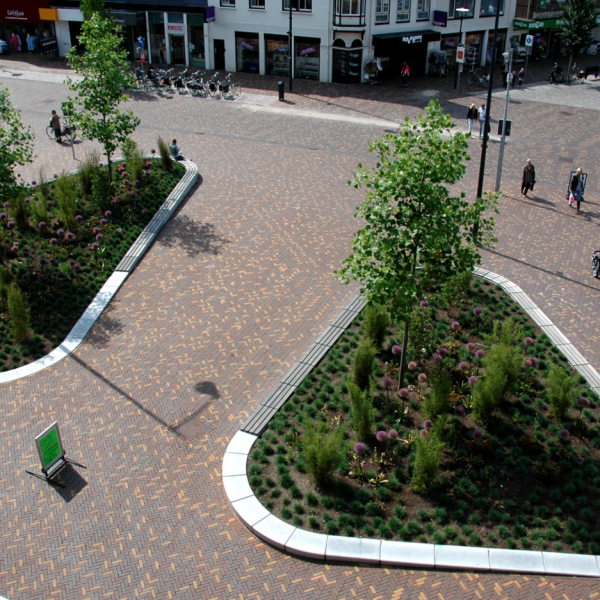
87,308 -> 124,348
195,381 -> 220,399
129,90 -> 161,102
158,214 -> 230,257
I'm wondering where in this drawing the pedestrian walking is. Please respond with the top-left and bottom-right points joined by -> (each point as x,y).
501,60 -> 510,86
518,67 -> 525,87
521,159 -> 535,196
401,62 -> 410,87
570,167 -> 585,213
511,71 -> 517,89
478,103 -> 486,137
466,103 -> 478,135
50,110 -> 62,143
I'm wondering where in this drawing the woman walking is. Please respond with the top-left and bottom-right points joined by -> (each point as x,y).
466,103 -> 478,135
521,159 -> 536,197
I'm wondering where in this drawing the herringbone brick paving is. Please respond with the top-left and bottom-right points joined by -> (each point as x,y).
1,69 -> 600,599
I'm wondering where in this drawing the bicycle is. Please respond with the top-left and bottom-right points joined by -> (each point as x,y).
46,123 -> 77,143
467,67 -> 490,86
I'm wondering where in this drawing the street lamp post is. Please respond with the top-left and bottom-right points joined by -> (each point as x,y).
495,49 -> 513,192
288,0 -> 297,93
454,7 -> 469,92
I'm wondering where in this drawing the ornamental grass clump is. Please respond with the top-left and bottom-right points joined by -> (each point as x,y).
411,422 -> 445,495
55,172 -> 78,232
7,283 -> 31,343
10,194 -> 29,230
363,303 -> 390,349
348,381 -> 375,441
422,373 -> 452,420
78,149 -> 100,198
352,338 -> 377,390
303,424 -> 346,488
157,135 -> 173,172
408,305 -> 436,360
547,363 -> 577,421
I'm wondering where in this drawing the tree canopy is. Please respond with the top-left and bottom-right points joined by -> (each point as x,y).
558,0 -> 597,83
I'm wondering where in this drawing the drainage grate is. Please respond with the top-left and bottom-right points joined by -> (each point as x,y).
558,156 -> 574,163
174,416 -> 212,441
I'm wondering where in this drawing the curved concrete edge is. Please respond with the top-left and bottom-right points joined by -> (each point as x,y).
0,159 -> 199,385
223,269 -> 600,577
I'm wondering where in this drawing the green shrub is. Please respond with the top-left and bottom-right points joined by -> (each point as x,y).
10,194 -> 29,230
363,304 -> 390,349
408,305 -> 436,360
347,382 -> 374,441
411,428 -> 444,495
8,283 -> 31,343
157,135 -> 173,172
78,148 -> 100,197
55,172 -> 78,232
423,373 -> 452,420
89,170 -> 113,215
352,338 -> 377,390
440,271 -> 472,308
303,424 -> 345,488
121,137 -> 145,183
30,191 -> 50,225
547,364 -> 576,421
472,368 -> 507,421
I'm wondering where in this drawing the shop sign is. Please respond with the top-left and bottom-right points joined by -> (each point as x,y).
432,10 -> 447,27
513,17 -> 565,30
6,9 -> 27,20
239,40 -> 256,51
268,41 -> 288,52
167,24 -> 184,33
299,46 -> 317,55
402,35 -> 423,44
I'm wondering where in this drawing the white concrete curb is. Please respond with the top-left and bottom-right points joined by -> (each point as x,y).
0,159 -> 198,385
223,269 -> 600,576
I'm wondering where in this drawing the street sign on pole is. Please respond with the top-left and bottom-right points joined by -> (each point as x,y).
525,34 -> 534,47
456,47 -> 465,63
140,51 -> 146,63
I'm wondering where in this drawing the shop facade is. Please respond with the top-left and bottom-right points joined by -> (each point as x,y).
1,0 -> 56,55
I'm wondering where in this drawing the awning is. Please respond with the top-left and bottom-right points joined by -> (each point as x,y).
372,29 -> 441,44
513,17 -> 565,30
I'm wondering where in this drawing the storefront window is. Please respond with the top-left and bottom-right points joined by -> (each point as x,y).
187,14 -> 204,68
295,37 -> 320,79
235,33 -> 259,72
167,13 -> 184,23
265,35 -> 289,76
148,12 -> 166,64
485,29 -> 505,64
449,0 -> 474,18
479,0 -> 504,17
396,0 -> 410,22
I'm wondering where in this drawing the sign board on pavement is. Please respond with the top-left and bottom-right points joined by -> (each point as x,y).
35,422 -> 65,474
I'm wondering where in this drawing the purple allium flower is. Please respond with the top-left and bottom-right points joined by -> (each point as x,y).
145,171 -> 151,177
524,337 -> 533,346
382,377 -> 393,390
142,209 -> 148,214
559,429 -> 570,441
451,321 -> 460,330
376,431 -> 388,442
129,192 -> 136,199
11,245 -> 18,253
22,250 -> 30,258
427,323 -> 434,330
49,258 -> 56,266
121,162 -> 127,168
388,429 -> 398,440
69,260 -> 75,267
49,238 -> 57,245
0,213 -> 5,220
104,210 -> 112,217
99,219 -> 107,226
13,241 -> 18,247
475,349 -> 485,359
466,343 -> 476,353
111,199 -> 117,206
96,233 -> 103,240
392,344 -> 402,356
37,274 -> 45,281
423,420 -> 433,429
472,429 -> 484,441
420,300 -> 429,308
399,388 -> 410,398
73,263 -> 81,272
354,442 -> 366,455
577,397 -> 590,409
420,429 -> 428,437
146,161 -> 152,167
151,149 -> 156,154
24,197 -> 30,204
75,215 -> 83,223
458,361 -> 468,371
418,373 -> 427,382
57,229 -> 64,236
21,273 -> 29,281
53,174 -> 58,179
7,221 -> 15,229
439,347 -> 448,357
65,232 -> 74,241
52,221 -> 59,229
523,359 -> 532,368
91,242 -> 99,250
530,357 -> 539,367
135,180 -> 141,188
433,353 -> 442,363
473,306 -> 482,316
39,221 -> 46,229
468,376 -> 479,385
3,202 -> 9,208
93,227 -> 101,234
39,258 -> 47,266
31,181 -> 36,186
408,361 -> 417,371
454,406 -> 466,417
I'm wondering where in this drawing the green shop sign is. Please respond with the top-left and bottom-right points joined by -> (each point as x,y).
35,421 -> 65,473
513,17 -> 566,30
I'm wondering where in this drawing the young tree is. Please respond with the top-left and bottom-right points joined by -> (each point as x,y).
558,0 -> 597,85
66,0 -> 140,182
336,100 -> 498,386
0,84 -> 35,203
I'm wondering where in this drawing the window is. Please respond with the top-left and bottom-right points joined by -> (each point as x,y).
167,12 -> 184,22
396,0 -> 410,21
479,0 -> 504,16
375,0 -> 390,23
283,0 -> 312,10
250,0 -> 265,8
338,0 -> 361,15
416,0 -> 429,20
221,0 -> 235,6
334,0 -> 365,26
449,0 -> 474,18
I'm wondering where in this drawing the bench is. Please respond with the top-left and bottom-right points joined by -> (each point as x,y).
583,65 -> 599,79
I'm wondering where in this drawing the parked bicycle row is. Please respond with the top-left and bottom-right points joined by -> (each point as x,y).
133,68 -> 242,99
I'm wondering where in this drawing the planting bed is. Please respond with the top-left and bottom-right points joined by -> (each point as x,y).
247,278 -> 600,555
0,158 -> 185,370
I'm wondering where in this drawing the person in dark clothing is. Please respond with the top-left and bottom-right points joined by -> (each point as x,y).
570,167 -> 584,213
501,60 -> 510,86
401,62 -> 410,87
50,110 -> 62,143
521,159 -> 535,196
466,103 -> 478,135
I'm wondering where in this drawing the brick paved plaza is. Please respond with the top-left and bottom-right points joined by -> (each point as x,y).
1,59 -> 600,599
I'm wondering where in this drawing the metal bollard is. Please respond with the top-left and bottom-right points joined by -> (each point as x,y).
278,81 -> 285,102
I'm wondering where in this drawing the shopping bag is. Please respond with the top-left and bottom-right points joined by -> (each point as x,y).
569,192 -> 575,205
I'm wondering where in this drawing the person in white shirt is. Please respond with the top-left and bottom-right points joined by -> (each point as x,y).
477,104 -> 486,138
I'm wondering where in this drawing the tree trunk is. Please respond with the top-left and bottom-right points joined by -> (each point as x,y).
398,319 -> 410,389
566,52 -> 574,85
106,151 -> 112,183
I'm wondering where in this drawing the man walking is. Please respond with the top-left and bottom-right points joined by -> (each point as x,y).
50,110 -> 62,143
478,103 -> 486,138
521,159 -> 535,197
570,167 -> 585,213
401,62 -> 410,87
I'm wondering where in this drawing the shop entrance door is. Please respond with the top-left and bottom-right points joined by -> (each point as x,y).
170,34 -> 185,64
214,39 -> 225,70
